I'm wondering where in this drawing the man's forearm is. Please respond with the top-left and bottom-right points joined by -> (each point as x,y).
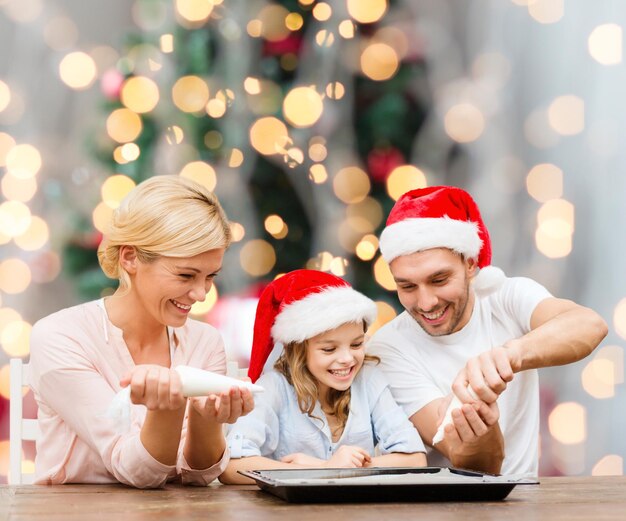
506,303 -> 608,373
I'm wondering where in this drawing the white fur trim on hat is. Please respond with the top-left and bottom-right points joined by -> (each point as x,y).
271,286 -> 377,344
379,216 -> 482,264
472,266 -> 506,296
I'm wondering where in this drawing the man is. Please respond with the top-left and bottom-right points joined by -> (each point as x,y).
367,186 -> 607,476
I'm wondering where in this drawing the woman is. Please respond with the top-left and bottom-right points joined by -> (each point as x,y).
29,176 -> 253,488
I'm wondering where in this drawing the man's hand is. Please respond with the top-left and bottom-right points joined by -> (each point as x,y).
452,346 -> 517,404
436,396 -> 504,474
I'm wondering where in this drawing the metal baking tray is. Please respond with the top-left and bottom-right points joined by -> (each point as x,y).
239,466 -> 538,503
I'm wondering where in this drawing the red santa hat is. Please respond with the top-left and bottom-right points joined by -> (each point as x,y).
379,186 -> 505,294
247,269 -> 377,383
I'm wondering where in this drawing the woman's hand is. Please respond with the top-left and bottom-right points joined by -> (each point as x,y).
325,445 -> 372,468
189,386 -> 254,424
120,364 -> 186,411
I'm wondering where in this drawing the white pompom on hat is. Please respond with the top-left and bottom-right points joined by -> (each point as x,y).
379,186 -> 505,294
247,270 -> 377,383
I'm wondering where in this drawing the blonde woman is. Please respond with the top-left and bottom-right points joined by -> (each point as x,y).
29,176 -> 253,488
220,270 -> 426,484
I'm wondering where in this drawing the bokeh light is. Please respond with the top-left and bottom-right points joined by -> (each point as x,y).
312,2 -> 332,21
240,239 -> 276,276
5,144 -> 42,179
535,198 -> 574,258
101,174 -> 136,209
613,299 -> 626,340
0,200 -> 32,237
592,455 -> 623,476
175,0 -> 213,24
386,165 -> 427,200
373,255 -> 396,291
0,132 -> 16,166
548,402 -> 586,444
548,95 -> 584,136
14,216 -> 49,251
526,163 -> 563,202
229,148 -> 244,167
92,201 -> 114,233
444,103 -> 485,143
528,0 -> 564,24
0,80 -> 10,113
249,117 -> 289,155
309,164 -> 328,184
106,108 -> 143,143
1,173 -> 37,202
581,358 -> 615,399
333,166 -> 371,203
347,0 -> 388,24
588,24 -> 622,65
160,34 -> 174,53
361,42 -> 399,81
230,222 -> 245,242
367,301 -> 397,335
0,259 -> 31,295
283,87 -> 324,128
179,161 -> 217,191
172,75 -> 210,113
355,234 -> 379,261
258,5 -> 290,42
121,76 -> 160,113
1,319 -> 32,357
59,52 -> 97,90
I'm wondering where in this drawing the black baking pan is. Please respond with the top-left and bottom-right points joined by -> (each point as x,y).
239,466 -> 538,503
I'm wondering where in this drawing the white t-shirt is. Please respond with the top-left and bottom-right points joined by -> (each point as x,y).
367,276 -> 552,476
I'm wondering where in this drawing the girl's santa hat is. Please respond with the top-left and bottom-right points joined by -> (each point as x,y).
247,270 -> 377,383
379,186 -> 505,294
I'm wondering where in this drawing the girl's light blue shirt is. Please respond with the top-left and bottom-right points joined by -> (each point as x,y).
227,364 -> 426,460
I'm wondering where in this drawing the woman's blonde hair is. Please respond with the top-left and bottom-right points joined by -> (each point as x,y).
98,175 -> 231,291
274,323 -> 378,438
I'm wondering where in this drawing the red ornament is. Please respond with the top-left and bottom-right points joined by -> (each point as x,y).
100,69 -> 124,100
367,147 -> 405,183
263,34 -> 302,56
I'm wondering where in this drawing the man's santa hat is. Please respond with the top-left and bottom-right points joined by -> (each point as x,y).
379,186 -> 505,294
247,269 -> 377,383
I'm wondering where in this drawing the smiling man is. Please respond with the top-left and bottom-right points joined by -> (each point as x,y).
367,186 -> 607,476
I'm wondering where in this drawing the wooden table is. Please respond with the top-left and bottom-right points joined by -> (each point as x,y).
2,477 -> 626,520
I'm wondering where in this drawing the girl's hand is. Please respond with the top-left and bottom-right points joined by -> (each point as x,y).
120,364 -> 186,411
281,453 -> 326,466
189,386 -> 254,424
325,445 -> 371,468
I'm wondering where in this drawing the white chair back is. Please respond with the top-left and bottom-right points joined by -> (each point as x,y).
9,358 -> 40,485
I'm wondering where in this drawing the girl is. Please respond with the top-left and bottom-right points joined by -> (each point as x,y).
220,269 -> 426,484
29,176 -> 253,488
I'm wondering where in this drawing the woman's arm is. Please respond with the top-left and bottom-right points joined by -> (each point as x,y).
183,388 -> 254,470
219,456 -> 311,484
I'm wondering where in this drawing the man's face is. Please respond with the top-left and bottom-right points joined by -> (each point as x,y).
390,248 -> 476,337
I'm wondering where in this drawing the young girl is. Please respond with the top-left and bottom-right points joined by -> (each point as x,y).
220,270 -> 426,484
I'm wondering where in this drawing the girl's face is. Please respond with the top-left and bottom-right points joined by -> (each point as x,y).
305,322 -> 366,399
127,248 -> 224,328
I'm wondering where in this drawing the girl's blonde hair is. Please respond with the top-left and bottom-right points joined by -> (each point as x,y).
274,323 -> 378,437
98,175 -> 231,291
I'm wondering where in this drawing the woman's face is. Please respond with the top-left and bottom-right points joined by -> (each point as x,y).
129,248 -> 225,328
305,322 -> 366,399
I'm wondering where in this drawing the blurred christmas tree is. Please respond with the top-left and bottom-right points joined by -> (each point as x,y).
65,0 -> 433,329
